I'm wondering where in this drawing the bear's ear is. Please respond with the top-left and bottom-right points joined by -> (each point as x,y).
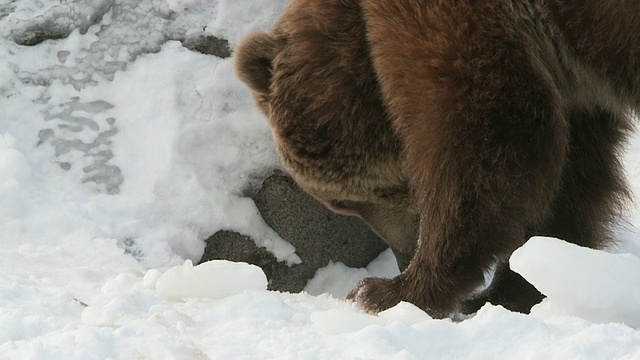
234,32 -> 278,97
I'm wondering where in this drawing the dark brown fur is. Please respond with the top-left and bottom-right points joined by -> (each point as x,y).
234,0 -> 636,317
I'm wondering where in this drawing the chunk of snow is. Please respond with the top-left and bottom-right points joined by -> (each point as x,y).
510,236 -> 640,327
156,259 -> 267,300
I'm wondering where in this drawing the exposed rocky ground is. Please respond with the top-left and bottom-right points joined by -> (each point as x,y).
203,171 -> 388,292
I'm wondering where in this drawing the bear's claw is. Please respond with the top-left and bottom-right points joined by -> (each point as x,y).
347,276 -> 405,314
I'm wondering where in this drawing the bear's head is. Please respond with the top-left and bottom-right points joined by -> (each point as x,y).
234,0 -> 418,267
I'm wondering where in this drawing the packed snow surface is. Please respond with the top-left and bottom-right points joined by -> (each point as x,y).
1,0 -> 640,359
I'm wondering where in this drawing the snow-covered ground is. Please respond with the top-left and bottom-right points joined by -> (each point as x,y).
1,0 -> 639,358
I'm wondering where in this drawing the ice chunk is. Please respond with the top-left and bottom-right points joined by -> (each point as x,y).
156,259 -> 267,300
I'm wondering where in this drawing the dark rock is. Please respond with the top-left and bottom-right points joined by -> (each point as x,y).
201,170 -> 388,293
253,171 -> 387,269
182,35 -> 232,58
14,26 -> 70,46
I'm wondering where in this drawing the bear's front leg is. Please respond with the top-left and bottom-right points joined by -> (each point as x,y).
348,88 -> 569,315
354,0 -> 570,317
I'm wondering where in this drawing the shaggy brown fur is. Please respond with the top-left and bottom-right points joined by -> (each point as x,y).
234,0 -> 636,318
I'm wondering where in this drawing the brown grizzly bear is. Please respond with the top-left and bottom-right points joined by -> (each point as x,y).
234,0 -> 638,318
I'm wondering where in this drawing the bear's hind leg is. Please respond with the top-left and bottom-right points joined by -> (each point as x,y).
463,107 -> 631,315
461,263 -> 543,315
542,107 -> 630,249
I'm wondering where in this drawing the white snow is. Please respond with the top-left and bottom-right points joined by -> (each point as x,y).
0,0 -> 640,358
304,249 -> 401,299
